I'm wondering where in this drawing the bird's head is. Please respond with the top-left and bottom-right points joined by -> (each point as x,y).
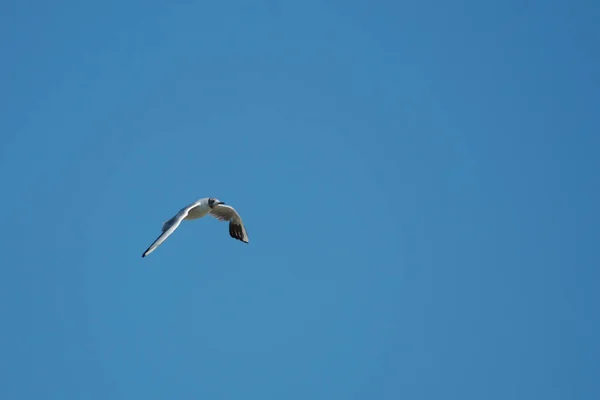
208,198 -> 225,208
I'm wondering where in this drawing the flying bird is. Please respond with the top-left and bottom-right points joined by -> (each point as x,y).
142,197 -> 249,258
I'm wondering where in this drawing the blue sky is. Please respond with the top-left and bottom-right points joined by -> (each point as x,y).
1,1 -> 599,399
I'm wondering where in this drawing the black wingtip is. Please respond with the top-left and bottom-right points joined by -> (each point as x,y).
229,222 -> 248,243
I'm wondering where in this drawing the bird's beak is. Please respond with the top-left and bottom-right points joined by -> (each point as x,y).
218,201 -> 226,205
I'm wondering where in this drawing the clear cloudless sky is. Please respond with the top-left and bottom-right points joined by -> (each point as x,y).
1,1 -> 598,399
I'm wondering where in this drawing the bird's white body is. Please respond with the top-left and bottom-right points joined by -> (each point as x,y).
184,200 -> 210,220
142,197 -> 248,258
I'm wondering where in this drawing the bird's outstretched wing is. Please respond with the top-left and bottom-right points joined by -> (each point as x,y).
208,204 -> 249,243
142,202 -> 200,257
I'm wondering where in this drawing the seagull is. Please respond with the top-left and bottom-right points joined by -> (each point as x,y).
142,197 -> 249,258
